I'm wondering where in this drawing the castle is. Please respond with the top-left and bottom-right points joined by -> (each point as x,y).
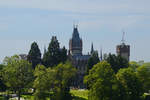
20,26 -> 130,88
68,26 -> 130,88
68,26 -> 90,88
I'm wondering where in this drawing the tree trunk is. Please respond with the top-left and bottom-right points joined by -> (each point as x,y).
18,90 -> 21,100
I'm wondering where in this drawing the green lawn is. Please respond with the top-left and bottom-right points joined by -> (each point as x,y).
0,89 -> 89,100
21,90 -> 88,100
0,96 -> 4,100
71,89 -> 88,100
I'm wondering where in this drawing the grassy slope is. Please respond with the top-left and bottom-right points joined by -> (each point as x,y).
71,89 -> 88,100
0,90 -> 88,100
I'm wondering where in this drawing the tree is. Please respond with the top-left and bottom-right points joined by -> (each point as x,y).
52,62 -> 76,100
136,64 -> 150,93
33,65 -> 53,100
86,51 -> 99,74
106,53 -> 129,73
42,36 -> 61,67
0,64 -> 7,91
2,55 -> 33,100
27,42 -> 41,69
84,61 -> 123,100
60,46 -> 67,64
129,61 -> 140,71
34,62 -> 76,100
116,68 -> 144,100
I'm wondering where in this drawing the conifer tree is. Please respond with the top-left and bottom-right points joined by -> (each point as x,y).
43,36 -> 63,67
86,51 -> 99,74
27,42 -> 41,69
60,46 -> 67,63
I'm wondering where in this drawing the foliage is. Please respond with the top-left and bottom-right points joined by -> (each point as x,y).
136,64 -> 150,93
129,61 -> 140,71
2,55 -> 34,100
86,51 -> 99,74
0,64 -> 7,92
3,55 -> 20,65
60,46 -> 68,63
106,53 -> 129,73
42,36 -> 67,67
27,42 -> 41,69
142,62 -> 150,67
116,68 -> 144,100
33,64 -> 55,100
52,63 -> 76,100
34,62 -> 76,100
103,53 -> 108,61
84,61 -> 122,100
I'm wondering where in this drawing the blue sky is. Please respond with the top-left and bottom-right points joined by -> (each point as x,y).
0,0 -> 150,63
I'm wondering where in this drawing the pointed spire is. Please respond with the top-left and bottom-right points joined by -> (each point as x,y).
100,47 -> 103,61
91,43 -> 94,54
44,45 -> 47,54
121,30 -> 125,44
72,24 -> 79,38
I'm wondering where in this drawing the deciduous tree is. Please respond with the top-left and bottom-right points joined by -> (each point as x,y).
106,53 -> 129,73
84,61 -> 123,100
2,55 -> 33,100
116,68 -> 144,100
34,62 -> 76,100
136,64 -> 150,93
0,64 -> 6,91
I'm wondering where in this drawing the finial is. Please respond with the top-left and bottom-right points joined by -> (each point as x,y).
76,24 -> 78,28
121,30 -> 125,44
73,21 -> 78,29
100,46 -> 103,61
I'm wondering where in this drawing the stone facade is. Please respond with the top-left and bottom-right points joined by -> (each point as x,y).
69,26 -> 90,88
116,43 -> 130,61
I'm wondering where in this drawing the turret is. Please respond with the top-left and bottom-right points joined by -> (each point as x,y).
90,43 -> 94,54
69,25 -> 83,56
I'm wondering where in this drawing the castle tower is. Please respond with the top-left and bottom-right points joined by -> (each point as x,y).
69,26 -> 83,56
90,43 -> 94,54
116,32 -> 130,61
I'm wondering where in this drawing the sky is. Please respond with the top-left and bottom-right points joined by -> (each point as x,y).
0,0 -> 150,63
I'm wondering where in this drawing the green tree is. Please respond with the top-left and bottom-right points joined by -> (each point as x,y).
86,51 -> 99,74
116,68 -> 144,100
33,65 -> 54,100
27,42 -> 41,69
0,64 -> 7,91
34,62 -> 76,100
136,64 -> 150,93
60,46 -> 68,63
129,61 -> 140,71
42,36 -> 61,67
52,62 -> 76,100
84,61 -> 123,100
106,53 -> 129,73
2,55 -> 33,100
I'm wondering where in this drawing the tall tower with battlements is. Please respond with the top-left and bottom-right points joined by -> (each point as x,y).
116,32 -> 130,61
